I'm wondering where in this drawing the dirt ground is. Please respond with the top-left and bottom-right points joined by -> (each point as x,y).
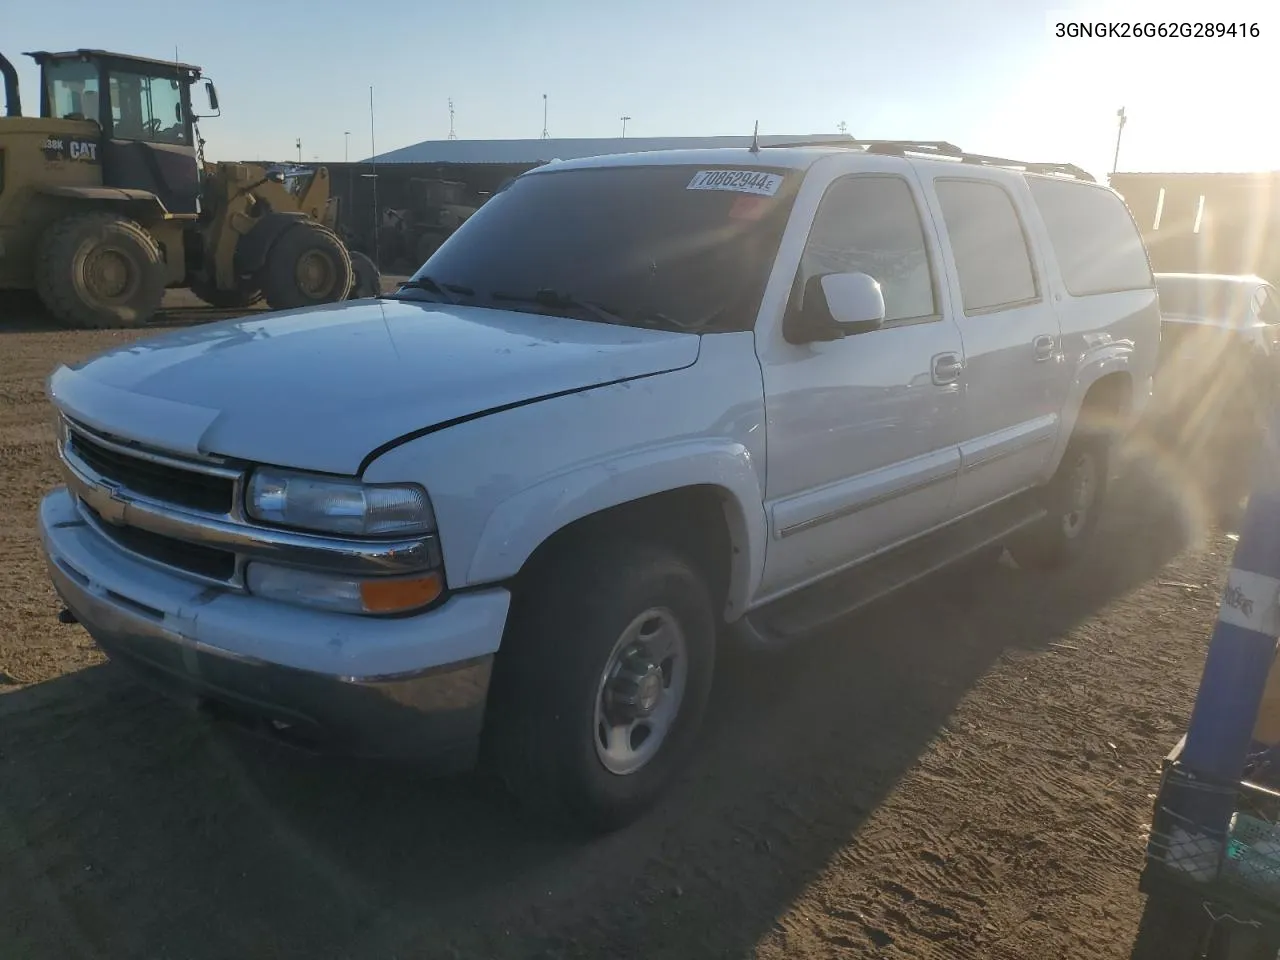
0,292 -> 1241,959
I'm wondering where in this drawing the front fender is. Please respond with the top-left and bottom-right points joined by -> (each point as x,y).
466,440 -> 768,619
233,211 -> 309,278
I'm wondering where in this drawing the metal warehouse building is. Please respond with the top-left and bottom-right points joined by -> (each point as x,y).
323,134 -> 850,270
1109,171 -> 1280,283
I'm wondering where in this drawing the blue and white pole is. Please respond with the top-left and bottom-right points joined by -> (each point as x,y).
1167,408 -> 1280,878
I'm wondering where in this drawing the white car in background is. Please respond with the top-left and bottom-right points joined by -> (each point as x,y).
1151,272 -> 1280,513
1154,272 -> 1280,367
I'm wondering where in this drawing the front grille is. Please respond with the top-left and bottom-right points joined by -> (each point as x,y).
68,428 -> 235,515
83,503 -> 237,582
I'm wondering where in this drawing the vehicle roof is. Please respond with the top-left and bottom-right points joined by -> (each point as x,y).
1155,272 -> 1269,286
533,147 -> 834,173
25,49 -> 203,75
532,145 -> 1098,185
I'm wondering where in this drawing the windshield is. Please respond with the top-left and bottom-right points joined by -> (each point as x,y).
1156,276 -> 1256,326
398,163 -> 800,332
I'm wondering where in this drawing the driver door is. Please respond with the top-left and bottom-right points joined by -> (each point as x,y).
101,67 -> 200,215
755,169 -> 966,600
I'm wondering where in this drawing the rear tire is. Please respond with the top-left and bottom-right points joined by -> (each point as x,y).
259,223 -> 354,311
484,540 -> 717,833
347,250 -> 381,299
35,212 -> 166,328
1009,429 -> 1109,570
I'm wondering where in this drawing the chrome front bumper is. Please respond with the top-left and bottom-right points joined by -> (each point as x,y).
39,487 -> 510,766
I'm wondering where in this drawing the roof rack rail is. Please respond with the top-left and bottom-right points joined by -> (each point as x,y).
759,138 -> 1095,183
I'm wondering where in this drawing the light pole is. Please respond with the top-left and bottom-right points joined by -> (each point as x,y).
1112,107 -> 1127,175
542,94 -> 549,139
344,131 -> 350,162
295,138 -> 302,163
620,115 -> 631,138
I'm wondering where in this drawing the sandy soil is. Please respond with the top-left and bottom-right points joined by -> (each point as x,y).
0,292 -> 1241,959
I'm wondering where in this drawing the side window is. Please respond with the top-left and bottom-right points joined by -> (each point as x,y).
934,179 -> 1038,313
43,59 -> 100,122
799,175 -> 936,323
1026,176 -> 1153,296
107,71 -> 187,145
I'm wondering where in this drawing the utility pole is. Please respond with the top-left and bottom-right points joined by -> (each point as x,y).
620,115 -> 631,138
1112,107 -> 1127,175
542,94 -> 549,139
369,86 -> 379,269
448,98 -> 457,140
837,120 -> 848,136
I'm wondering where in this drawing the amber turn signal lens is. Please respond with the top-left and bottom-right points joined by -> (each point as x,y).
359,572 -> 444,613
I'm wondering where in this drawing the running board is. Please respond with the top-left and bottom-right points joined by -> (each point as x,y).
736,492 -> 1047,648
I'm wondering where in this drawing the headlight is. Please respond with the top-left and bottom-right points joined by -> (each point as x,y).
246,563 -> 445,615
246,468 -> 435,536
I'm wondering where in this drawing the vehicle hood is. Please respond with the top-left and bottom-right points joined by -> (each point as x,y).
49,298 -> 701,475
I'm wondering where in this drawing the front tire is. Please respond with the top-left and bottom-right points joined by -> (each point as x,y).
484,541 -> 717,832
1009,430 -> 1108,569
35,212 -> 166,328
259,223 -> 355,310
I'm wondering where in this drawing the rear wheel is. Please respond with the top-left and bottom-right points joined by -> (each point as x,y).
1009,429 -> 1108,569
259,224 -> 354,310
35,212 -> 166,328
484,541 -> 716,832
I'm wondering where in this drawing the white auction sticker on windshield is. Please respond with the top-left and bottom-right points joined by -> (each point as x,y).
687,170 -> 783,197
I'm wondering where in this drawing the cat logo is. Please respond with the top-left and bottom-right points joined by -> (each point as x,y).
40,137 -> 100,164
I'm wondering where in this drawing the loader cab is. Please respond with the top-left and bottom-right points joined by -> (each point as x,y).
30,49 -> 205,215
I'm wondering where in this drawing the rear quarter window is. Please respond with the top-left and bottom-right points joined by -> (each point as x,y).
1027,177 -> 1153,297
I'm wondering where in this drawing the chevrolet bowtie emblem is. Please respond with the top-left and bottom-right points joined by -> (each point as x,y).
98,487 -> 128,526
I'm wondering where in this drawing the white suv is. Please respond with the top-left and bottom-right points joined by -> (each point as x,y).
39,140 -> 1160,830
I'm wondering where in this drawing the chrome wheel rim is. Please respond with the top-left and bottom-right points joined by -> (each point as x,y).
1062,451 -> 1098,539
593,607 -> 687,776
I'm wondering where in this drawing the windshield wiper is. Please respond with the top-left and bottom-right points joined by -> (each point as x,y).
490,288 -> 629,326
391,276 -> 474,305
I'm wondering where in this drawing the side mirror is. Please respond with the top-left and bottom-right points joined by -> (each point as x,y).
265,170 -> 286,184
205,81 -> 220,114
788,272 -> 886,343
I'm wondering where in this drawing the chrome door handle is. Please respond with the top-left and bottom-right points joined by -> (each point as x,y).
1033,335 -> 1056,361
932,353 -> 963,384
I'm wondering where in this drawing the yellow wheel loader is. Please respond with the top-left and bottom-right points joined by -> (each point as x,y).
0,48 -> 380,328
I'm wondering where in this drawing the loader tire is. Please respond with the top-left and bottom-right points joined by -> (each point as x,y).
259,223 -> 354,311
347,250 -> 381,299
35,212 -> 166,329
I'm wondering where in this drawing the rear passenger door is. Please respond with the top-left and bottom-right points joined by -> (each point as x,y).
926,175 -> 1063,516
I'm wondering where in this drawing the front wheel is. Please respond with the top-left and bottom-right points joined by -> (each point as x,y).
484,541 -> 716,832
1009,431 -> 1108,570
259,224 -> 355,311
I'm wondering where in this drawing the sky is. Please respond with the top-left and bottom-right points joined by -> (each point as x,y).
7,0 -> 1279,181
